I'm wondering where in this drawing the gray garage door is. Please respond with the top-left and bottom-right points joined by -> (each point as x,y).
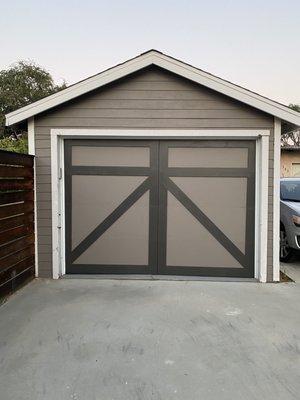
65,139 -> 255,277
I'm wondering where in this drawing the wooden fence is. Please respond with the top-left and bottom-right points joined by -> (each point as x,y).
0,150 -> 35,299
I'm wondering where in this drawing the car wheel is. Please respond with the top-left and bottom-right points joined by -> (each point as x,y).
280,226 -> 294,262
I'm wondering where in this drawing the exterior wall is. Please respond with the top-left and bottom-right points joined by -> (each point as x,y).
281,150 -> 300,177
33,66 -> 274,279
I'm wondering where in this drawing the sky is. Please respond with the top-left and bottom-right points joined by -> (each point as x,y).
0,0 -> 299,105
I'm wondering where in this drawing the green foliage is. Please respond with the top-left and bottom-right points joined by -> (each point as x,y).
289,104 -> 300,112
0,60 -> 66,138
281,104 -> 300,147
0,135 -> 28,154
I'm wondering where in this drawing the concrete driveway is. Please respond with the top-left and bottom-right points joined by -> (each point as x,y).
0,279 -> 300,400
281,258 -> 300,282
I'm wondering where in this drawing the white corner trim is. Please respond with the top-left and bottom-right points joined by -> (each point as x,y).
28,117 -> 35,155
28,118 -> 38,277
50,128 -> 269,281
51,132 -> 58,278
33,157 -> 39,278
6,51 -> 300,126
273,118 -> 281,281
257,135 -> 269,282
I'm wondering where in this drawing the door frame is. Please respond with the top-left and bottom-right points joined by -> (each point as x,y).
50,129 -> 270,281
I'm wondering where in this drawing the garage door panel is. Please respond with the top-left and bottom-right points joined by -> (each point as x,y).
170,177 -> 247,253
168,146 -> 248,168
162,177 -> 247,269
65,140 -> 158,274
72,175 -> 148,249
72,145 -> 150,167
158,140 -> 255,277
166,193 -> 243,268
74,192 -> 149,265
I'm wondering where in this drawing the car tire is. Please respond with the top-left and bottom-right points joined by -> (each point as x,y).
280,225 -> 294,262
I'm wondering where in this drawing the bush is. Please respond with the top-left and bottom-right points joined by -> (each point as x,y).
0,135 -> 28,154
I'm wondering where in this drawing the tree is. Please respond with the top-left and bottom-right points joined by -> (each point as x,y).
0,61 -> 66,138
281,104 -> 300,147
289,104 -> 300,113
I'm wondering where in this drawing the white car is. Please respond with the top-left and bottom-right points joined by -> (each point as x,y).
280,178 -> 300,261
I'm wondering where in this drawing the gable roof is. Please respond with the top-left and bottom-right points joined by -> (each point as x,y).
5,49 -> 300,126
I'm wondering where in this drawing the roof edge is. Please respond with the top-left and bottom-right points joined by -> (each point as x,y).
5,49 -> 300,126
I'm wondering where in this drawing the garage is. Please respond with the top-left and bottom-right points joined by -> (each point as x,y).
6,50 -> 300,281
65,139 -> 255,277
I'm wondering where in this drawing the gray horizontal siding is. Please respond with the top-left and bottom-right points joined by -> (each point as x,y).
34,66 -> 274,278
69,99 -> 254,110
38,108 -> 269,119
36,118 -> 272,129
84,90 -> 224,100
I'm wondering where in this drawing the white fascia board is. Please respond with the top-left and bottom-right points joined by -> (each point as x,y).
153,54 -> 300,126
6,50 -> 300,126
6,53 -> 155,126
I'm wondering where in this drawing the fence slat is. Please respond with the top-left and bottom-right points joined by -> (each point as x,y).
0,179 -> 33,191
0,264 -> 35,298
0,256 -> 35,279
0,234 -> 34,259
0,202 -> 33,219
0,245 -> 34,271
0,166 -> 33,178
0,191 -> 34,205
0,223 -> 34,246
0,213 -> 34,233
0,150 -> 33,167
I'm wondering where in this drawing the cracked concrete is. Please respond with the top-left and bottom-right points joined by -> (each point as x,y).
0,278 -> 299,400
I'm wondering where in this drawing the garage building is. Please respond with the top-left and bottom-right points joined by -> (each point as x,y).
6,50 -> 300,281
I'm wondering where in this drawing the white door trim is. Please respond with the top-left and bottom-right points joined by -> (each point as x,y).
50,128 -> 270,281
51,128 -> 270,139
255,134 -> 269,282
51,131 -> 65,279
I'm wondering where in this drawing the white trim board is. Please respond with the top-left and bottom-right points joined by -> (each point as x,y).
51,129 -> 270,138
51,131 -> 65,279
28,118 -> 38,277
256,134 -> 269,282
27,117 -> 35,156
273,118 -> 281,282
6,50 -> 300,126
51,128 -> 269,282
